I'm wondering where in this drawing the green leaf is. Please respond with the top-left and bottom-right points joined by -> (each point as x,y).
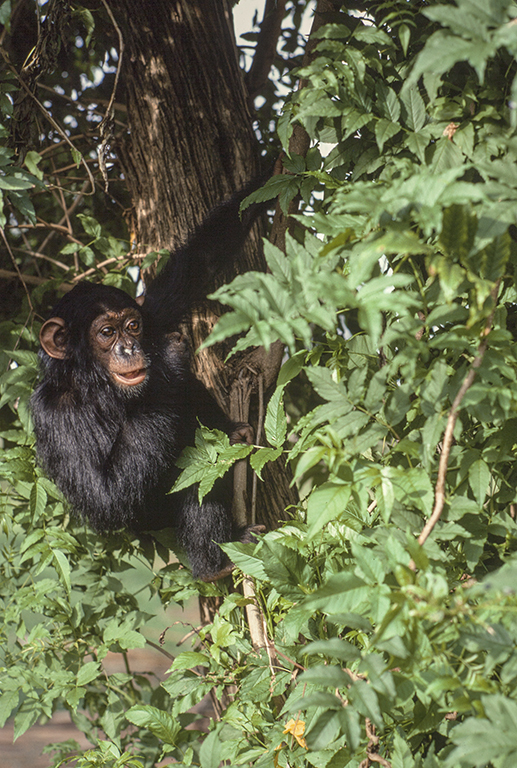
0,691 -> 19,728
277,350 -> 306,386
199,730 -> 222,768
0,1 -> 11,26
126,705 -> 181,745
52,548 -> 71,596
264,385 -> 287,448
76,661 -> 101,687
468,459 -> 490,507
249,446 -> 282,479
374,119 -> 401,152
301,665 -> 351,688
307,482 -> 352,536
23,151 -> 43,180
77,213 -> 102,238
0,174 -> 33,190
30,480 -> 48,521
170,651 -> 209,671
446,695 -> 517,767
440,204 -> 477,261
304,638 -> 360,662
306,710 -> 341,751
13,706 -> 39,741
398,24 -> 411,57
400,87 -> 426,132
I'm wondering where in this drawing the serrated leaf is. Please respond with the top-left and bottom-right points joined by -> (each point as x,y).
23,151 -> 43,180
0,691 -> 19,728
400,87 -> 426,132
30,481 -> 47,521
126,705 -> 180,745
468,459 -> 490,507
307,482 -> 352,536
398,24 -> 411,57
264,385 -> 287,448
250,446 -> 282,479
301,665 -> 351,688
199,729 -> 222,768
306,710 -> 341,752
446,695 -> 517,768
0,174 -> 33,190
77,661 -> 101,687
77,213 -> 102,238
440,204 -> 477,261
52,549 -> 71,596
13,707 -> 39,741
304,638 -> 360,662
170,652 -> 209,671
375,119 -> 401,152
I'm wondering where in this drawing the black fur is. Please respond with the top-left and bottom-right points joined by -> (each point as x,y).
31,182 -> 263,579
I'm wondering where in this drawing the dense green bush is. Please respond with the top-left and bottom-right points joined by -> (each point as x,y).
3,1 -> 517,766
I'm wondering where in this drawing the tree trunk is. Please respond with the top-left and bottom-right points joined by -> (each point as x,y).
114,0 -> 297,539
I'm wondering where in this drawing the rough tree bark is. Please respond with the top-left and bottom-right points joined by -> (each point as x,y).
113,0 -> 298,540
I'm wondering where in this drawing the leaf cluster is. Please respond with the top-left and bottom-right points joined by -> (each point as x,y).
4,1 -> 517,767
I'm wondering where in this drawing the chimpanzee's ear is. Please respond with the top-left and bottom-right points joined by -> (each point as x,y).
39,317 -> 68,359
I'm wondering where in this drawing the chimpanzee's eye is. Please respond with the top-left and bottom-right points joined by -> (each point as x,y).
127,319 -> 140,333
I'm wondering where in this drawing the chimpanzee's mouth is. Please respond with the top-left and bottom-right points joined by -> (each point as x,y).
113,368 -> 148,386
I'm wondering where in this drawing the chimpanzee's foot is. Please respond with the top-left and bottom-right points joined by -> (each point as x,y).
239,524 -> 266,543
198,527 -> 265,581
200,562 -> 235,582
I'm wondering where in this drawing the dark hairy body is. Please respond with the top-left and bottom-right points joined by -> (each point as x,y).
31,183 -> 264,580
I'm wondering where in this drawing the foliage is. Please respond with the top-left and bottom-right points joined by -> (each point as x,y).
3,1 -> 517,767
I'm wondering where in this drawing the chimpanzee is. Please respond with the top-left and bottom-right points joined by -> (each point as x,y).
31,181 -> 266,580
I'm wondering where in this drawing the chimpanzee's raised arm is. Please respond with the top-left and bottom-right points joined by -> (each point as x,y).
142,175 -> 268,332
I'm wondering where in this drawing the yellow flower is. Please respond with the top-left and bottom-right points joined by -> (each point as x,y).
283,718 -> 308,749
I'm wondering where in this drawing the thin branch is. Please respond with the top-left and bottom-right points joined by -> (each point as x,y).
38,180 -> 90,255
9,245 -> 70,271
8,221 -> 82,244
97,0 -> 125,191
0,45 -> 96,194
244,0 -> 286,100
269,0 -> 335,251
38,82 -> 127,118
145,638 -> 175,663
251,372 -> 265,525
0,268 -> 74,291
72,256 -> 129,281
416,282 -> 501,550
0,229 -> 34,312
359,719 -> 392,768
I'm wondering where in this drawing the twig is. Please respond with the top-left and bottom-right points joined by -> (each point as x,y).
230,374 -> 253,528
9,245 -> 69,271
0,268 -> 54,286
0,45 -> 96,195
415,281 -> 500,553
38,179 -> 90,255
269,0 -> 335,251
251,372 -> 265,525
71,256 -> 128,281
145,638 -> 175,663
245,0 -> 286,100
359,719 -> 392,768
0,229 -> 34,313
97,0 -> 125,191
